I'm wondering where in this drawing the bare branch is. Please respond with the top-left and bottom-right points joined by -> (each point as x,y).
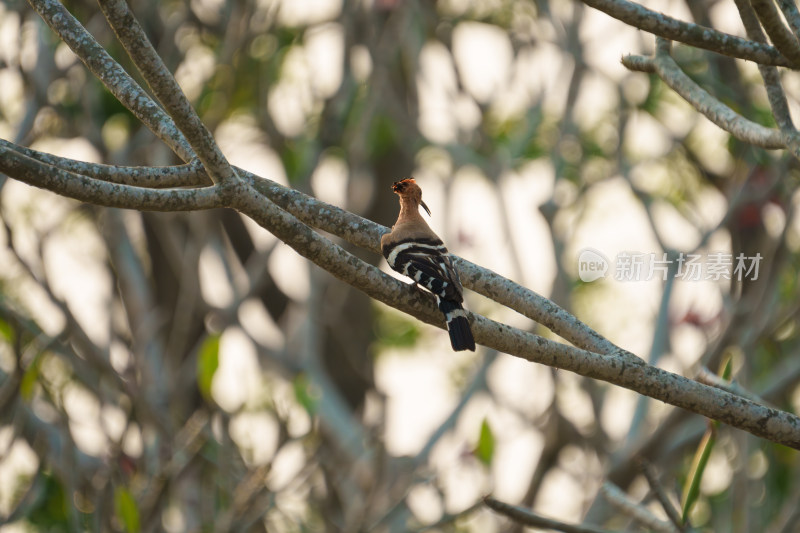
241,170 -> 621,356
735,0 -> 796,129
26,0 -> 193,161
750,0 -> 800,65
621,41 -> 785,149
224,181 -> 800,449
600,483 -> 679,533
696,367 -> 773,406
484,496 -> 614,533
580,0 -> 795,67
638,460 -> 684,531
4,138 -> 800,447
0,144 -> 223,211
0,138 -> 210,188
97,0 -> 240,189
776,0 -> 800,37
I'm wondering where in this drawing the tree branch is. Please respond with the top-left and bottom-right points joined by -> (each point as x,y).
0,138 -> 210,188
10,139 -> 800,447
4,131 -> 800,447
579,0 -> 796,67
21,0 -> 621,357
0,143 -> 222,211
11,0 -> 800,450
96,0 -> 240,189
240,169 -> 621,356
638,460 -> 684,531
777,0 -> 800,37
750,0 -> 800,65
734,0 -> 800,157
223,181 -> 800,449
621,40 -> 785,149
600,483 -> 678,533
26,0 -> 194,161
484,496 -> 614,533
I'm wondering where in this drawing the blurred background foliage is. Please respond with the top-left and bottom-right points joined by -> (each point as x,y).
1,0 -> 800,531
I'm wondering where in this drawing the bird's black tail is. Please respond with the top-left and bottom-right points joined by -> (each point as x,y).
437,299 -> 476,351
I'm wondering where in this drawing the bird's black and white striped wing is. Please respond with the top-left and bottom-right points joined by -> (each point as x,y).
383,238 -> 463,302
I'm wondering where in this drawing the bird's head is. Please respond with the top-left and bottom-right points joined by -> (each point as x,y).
391,178 -> 431,216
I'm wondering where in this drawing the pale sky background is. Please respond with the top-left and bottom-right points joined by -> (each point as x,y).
2,0 -> 798,530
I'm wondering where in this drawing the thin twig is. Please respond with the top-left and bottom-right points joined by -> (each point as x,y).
695,367 -> 774,407
638,460 -> 684,531
484,496 -> 614,533
414,499 -> 484,532
600,483 -> 679,533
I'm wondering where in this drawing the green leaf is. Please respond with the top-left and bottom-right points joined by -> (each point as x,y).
368,113 -> 397,158
640,73 -> 664,114
280,138 -> 317,183
25,471 -> 69,528
374,307 -> 421,350
475,418 -> 495,466
19,356 -> 41,402
197,334 -> 221,402
719,355 -> 733,382
114,486 -> 140,533
0,318 -> 15,344
292,373 -> 318,415
681,426 -> 716,525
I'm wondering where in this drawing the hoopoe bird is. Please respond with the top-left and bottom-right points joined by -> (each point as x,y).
381,178 -> 476,351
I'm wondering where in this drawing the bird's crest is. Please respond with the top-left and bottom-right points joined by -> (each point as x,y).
391,178 -> 431,216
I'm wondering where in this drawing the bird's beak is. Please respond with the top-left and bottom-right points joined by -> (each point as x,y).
420,200 -> 431,216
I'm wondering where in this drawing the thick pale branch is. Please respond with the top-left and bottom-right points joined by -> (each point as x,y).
750,0 -> 800,66
27,0 -> 194,161
19,0 -> 622,356
777,0 -> 800,37
4,135 -> 799,446
736,0 -> 795,127
0,135 -> 619,355
0,138 -> 210,188
97,0 -> 240,189
580,0 -> 795,67
621,42 -> 785,149
227,183 -> 800,449
14,0 -> 800,450
0,144 -> 222,211
241,170 -> 620,356
734,0 -> 800,157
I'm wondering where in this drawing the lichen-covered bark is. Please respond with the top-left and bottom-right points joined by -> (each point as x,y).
581,0 -> 795,67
